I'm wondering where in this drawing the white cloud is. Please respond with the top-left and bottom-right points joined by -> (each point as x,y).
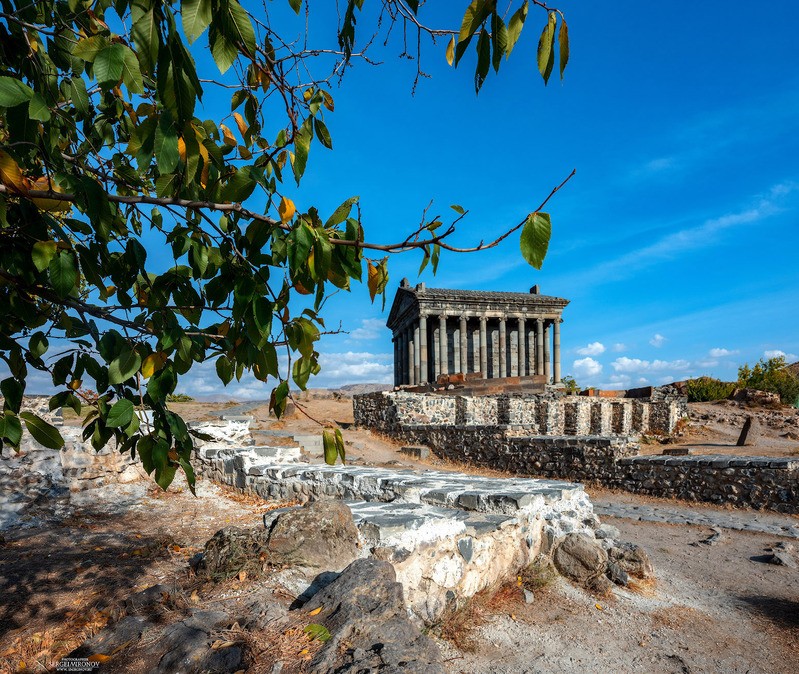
709,347 -> 739,358
612,343 -> 627,353
349,318 -> 386,341
695,359 -> 719,369
649,333 -> 667,348
572,357 -> 603,378
612,357 -> 691,374
576,341 -> 606,356
764,349 -> 798,362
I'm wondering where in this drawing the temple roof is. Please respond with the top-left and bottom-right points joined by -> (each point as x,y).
386,280 -> 569,331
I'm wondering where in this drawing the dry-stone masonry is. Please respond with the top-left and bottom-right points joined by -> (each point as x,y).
193,442 -> 598,623
353,391 -> 799,513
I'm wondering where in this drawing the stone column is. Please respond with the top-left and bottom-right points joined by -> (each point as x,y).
413,323 -> 421,385
393,337 -> 399,386
553,318 -> 561,383
408,331 -> 416,386
517,317 -> 526,377
397,331 -> 406,384
459,316 -> 468,374
536,318 -> 544,375
499,318 -> 507,378
543,321 -> 551,382
419,315 -> 428,384
479,316 -> 488,377
439,315 -> 448,376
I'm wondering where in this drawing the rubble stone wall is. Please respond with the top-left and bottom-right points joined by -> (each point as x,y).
353,391 -> 686,437
353,392 -> 798,513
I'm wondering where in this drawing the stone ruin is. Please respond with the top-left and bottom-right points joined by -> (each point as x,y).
352,388 -> 799,513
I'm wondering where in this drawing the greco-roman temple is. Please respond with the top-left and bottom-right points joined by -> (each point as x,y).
386,280 -> 569,386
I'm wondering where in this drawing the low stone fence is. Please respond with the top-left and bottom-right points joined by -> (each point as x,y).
353,393 -> 798,513
353,390 -> 686,436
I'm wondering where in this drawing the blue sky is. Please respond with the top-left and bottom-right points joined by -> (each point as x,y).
16,2 -> 799,399
223,1 -> 797,397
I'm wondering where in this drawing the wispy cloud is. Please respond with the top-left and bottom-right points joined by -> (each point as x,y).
709,347 -> 739,358
572,357 -> 602,378
764,349 -> 798,362
349,318 -> 387,341
649,333 -> 667,348
612,357 -> 691,374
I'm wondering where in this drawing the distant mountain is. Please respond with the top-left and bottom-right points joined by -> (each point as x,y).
336,383 -> 393,396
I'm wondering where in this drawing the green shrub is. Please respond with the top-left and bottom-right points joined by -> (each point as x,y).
166,393 -> 195,403
738,356 -> 799,405
685,376 -> 736,402
561,375 -> 580,394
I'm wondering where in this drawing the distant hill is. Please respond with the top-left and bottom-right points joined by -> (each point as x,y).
786,361 -> 799,378
336,383 -> 393,396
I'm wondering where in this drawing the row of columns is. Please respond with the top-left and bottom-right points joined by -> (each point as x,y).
393,315 -> 562,386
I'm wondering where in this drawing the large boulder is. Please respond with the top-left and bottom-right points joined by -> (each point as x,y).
263,499 -> 359,570
553,533 -> 608,588
608,541 -> 654,579
302,558 -> 445,674
201,500 -> 360,579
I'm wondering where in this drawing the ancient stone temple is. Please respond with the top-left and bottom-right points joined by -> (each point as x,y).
386,280 -> 569,386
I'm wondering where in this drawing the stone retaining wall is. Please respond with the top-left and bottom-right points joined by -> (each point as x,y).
353,391 -> 685,436
354,393 -> 798,513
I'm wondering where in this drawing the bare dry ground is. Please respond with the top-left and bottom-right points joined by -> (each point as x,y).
2,393 -> 798,673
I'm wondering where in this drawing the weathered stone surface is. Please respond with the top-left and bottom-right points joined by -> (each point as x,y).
737,416 -> 757,446
594,523 -> 620,540
553,533 -> 608,586
608,542 -> 654,579
263,499 -> 360,570
303,558 -> 446,674
606,560 -> 629,586
201,526 -> 269,580
730,388 -> 782,407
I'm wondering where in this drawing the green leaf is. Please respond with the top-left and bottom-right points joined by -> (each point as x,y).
48,251 -> 78,298
155,119 -> 180,174
491,13 -> 508,74
19,411 -> 65,449
216,355 -> 233,385
227,0 -> 256,55
292,118 -> 312,185
537,12 -> 556,85
0,77 -> 34,107
210,31 -> 238,74
72,35 -> 111,63
0,413 -> 23,446
28,93 -> 51,122
288,0 -> 301,14
108,348 -> 142,385
506,0 -> 528,58
459,0 -> 487,44
559,17 -> 570,80
475,29 -> 490,93
303,623 -> 331,643
335,427 -> 346,464
322,430 -> 337,465
68,78 -> 90,119
131,5 -> 159,73
29,331 -> 48,359
106,399 -> 135,427
314,118 -> 333,149
182,0 -> 213,43
325,196 -> 359,228
94,44 -> 126,87
1,378 -> 23,414
121,45 -> 144,94
450,204 -> 466,215
520,212 -> 551,270
32,240 -> 58,272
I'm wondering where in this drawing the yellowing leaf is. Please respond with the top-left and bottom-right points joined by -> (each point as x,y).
367,262 -> 379,301
211,640 -> 236,650
141,351 -> 167,378
68,378 -> 82,391
29,177 -> 70,212
238,570 -> 247,582
190,590 -> 200,604
220,123 -> 237,147
87,654 -> 111,663
232,112 -> 248,139
178,137 -> 186,162
0,149 -> 27,192
308,606 -> 322,616
278,196 -> 296,223
445,36 -> 455,66
595,603 -> 603,611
